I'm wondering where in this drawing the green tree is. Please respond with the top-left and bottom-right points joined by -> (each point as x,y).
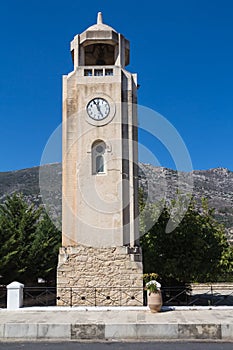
140,196 -> 233,285
0,193 -> 42,284
0,193 -> 61,285
30,212 -> 61,283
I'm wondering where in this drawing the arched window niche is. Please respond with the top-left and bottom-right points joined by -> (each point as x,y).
92,140 -> 106,175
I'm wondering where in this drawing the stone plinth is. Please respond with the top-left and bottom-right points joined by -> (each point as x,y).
57,245 -> 143,306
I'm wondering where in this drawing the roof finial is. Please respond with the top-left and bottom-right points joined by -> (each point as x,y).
97,12 -> 103,24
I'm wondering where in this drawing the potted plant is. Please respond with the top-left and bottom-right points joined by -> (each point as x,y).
144,273 -> 162,313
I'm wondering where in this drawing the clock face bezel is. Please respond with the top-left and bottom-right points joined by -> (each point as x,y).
85,94 -> 116,126
86,97 -> 110,121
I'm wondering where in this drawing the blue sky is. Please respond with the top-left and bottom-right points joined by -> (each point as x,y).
0,0 -> 232,171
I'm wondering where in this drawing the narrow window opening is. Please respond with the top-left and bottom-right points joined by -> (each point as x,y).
96,155 -> 104,173
92,140 -> 106,175
94,69 -> 103,76
84,69 -> 92,76
105,69 -> 113,76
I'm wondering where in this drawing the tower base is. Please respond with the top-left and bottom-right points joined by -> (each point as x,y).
57,245 -> 143,306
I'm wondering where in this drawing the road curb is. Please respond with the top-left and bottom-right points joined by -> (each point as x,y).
1,307 -> 233,341
0,322 -> 233,341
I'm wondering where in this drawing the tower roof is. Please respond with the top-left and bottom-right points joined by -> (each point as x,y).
83,12 -> 117,34
71,12 -> 130,67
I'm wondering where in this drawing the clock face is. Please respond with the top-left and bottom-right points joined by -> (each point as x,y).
87,98 -> 110,120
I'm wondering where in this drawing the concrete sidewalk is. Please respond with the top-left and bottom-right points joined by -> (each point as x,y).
0,306 -> 233,341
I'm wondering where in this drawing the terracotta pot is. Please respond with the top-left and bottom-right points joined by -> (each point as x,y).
147,290 -> 162,313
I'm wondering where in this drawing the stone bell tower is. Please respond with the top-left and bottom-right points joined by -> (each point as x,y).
57,13 -> 143,306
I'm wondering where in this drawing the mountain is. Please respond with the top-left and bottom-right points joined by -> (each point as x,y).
139,164 -> 233,243
0,163 -> 232,243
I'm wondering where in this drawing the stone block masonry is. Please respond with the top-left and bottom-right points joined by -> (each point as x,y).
57,245 -> 143,306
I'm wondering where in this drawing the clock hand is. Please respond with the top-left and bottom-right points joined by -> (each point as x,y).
95,101 -> 103,117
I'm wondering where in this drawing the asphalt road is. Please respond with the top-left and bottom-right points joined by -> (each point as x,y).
0,342 -> 232,350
